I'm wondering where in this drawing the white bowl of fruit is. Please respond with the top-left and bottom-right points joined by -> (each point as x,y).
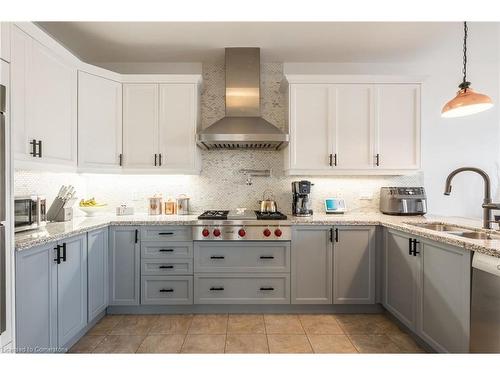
79,198 -> 107,217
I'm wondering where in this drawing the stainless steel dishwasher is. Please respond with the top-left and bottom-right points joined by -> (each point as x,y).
470,252 -> 500,352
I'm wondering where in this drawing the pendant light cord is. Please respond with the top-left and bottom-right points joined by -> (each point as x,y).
459,21 -> 471,90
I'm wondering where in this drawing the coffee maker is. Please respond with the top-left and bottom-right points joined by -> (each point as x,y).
292,180 -> 313,216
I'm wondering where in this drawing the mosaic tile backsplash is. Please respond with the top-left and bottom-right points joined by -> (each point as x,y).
14,62 -> 423,215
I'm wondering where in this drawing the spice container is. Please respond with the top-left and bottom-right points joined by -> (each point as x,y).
148,194 -> 163,215
176,194 -> 190,215
164,198 -> 176,215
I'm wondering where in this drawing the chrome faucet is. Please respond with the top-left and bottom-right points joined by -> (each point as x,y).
444,167 -> 500,229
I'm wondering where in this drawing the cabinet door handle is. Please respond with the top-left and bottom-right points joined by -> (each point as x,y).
119,153 -> 123,166
159,288 -> 174,293
259,287 -> 274,291
159,248 -> 174,252
159,153 -> 162,166
29,139 -> 42,158
159,265 -> 174,269
413,239 -> 420,256
61,243 -> 67,262
209,287 -> 224,291
158,232 -> 174,236
333,153 -> 338,166
135,229 -> 139,244
210,255 -> 225,260
154,153 -> 157,166
408,238 -> 413,255
375,153 -> 380,166
54,245 -> 61,264
259,256 -> 274,259
335,228 -> 339,242
29,139 -> 37,157
329,153 -> 333,166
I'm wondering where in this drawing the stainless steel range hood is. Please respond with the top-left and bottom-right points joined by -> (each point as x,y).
197,48 -> 289,150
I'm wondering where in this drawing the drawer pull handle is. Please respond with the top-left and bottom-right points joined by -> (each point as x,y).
259,287 -> 275,291
159,288 -> 174,293
158,232 -> 174,235
209,287 -> 224,291
159,265 -> 174,269
159,249 -> 174,252
210,256 -> 225,259
259,256 -> 274,259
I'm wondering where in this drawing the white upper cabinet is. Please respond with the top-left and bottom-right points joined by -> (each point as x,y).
122,80 -> 200,174
288,84 -> 332,171
122,84 -> 159,169
11,24 -> 77,170
78,71 -> 122,171
283,75 -> 422,175
375,84 -> 420,170
332,85 -> 374,169
0,22 -> 11,62
158,83 -> 199,172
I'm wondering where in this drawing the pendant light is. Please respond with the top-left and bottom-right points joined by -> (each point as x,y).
441,22 -> 493,118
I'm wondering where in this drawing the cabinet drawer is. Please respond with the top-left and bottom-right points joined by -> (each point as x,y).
141,241 -> 193,259
194,242 -> 290,273
141,259 -> 193,275
194,274 -> 290,304
141,226 -> 192,241
141,276 -> 193,305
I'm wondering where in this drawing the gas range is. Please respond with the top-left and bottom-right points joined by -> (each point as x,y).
194,209 -> 290,240
198,210 -> 287,221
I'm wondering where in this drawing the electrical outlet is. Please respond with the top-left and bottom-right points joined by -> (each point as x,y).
359,191 -> 373,200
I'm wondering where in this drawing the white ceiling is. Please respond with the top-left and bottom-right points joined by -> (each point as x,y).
36,22 -> 498,64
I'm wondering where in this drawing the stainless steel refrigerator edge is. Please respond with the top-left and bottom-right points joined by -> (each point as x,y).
0,83 -> 6,335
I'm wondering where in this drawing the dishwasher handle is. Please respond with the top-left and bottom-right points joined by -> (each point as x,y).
473,252 -> 500,276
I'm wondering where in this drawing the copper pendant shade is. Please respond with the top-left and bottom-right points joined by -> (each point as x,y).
441,22 -> 493,118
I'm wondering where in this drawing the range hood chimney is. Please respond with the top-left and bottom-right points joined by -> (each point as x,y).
197,48 -> 289,150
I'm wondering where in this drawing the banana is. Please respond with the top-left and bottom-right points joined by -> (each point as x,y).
79,197 -> 106,207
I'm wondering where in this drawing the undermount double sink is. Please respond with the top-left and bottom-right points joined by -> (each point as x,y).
407,222 -> 500,240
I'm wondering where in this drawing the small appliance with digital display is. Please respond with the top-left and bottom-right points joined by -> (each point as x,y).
325,198 -> 346,214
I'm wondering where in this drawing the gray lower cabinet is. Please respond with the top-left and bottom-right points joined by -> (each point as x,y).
194,241 -> 290,273
109,226 -> 140,305
15,242 -> 58,352
333,226 -> 376,304
418,239 -> 471,353
384,229 -> 471,353
87,228 -> 109,322
57,235 -> 88,348
141,276 -> 193,304
16,234 -> 87,352
194,273 -> 290,304
291,226 -> 332,304
384,229 -> 419,330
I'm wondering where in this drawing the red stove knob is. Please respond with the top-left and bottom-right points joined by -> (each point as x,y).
263,228 -> 271,237
213,228 -> 221,237
238,228 -> 246,237
274,228 -> 282,237
202,228 -> 210,237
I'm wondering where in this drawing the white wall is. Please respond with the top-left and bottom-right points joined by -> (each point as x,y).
284,24 -> 500,219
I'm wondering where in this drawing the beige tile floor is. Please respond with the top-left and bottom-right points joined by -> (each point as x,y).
69,313 -> 427,354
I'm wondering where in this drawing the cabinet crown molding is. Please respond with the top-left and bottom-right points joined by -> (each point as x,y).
282,74 -> 426,85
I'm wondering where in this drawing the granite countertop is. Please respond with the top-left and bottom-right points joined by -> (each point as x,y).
13,212 -> 500,258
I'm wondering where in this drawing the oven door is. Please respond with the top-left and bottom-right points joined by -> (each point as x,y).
14,198 -> 36,229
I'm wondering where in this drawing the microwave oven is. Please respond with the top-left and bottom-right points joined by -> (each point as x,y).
14,196 -> 47,232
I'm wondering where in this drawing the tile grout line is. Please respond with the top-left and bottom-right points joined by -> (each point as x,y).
263,314 -> 270,354
224,313 -> 229,354
334,315 -> 360,353
298,315 -> 315,353
179,314 -> 195,353
134,314 -> 160,353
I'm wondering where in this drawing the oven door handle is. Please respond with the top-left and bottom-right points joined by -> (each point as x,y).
28,200 -> 34,225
